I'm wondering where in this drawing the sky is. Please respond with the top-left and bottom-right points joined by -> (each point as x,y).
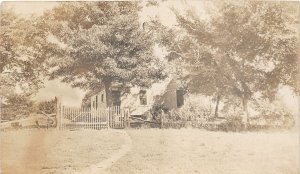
1,1 -> 58,16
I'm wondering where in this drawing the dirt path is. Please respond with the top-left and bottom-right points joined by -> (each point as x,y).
75,129 -> 132,174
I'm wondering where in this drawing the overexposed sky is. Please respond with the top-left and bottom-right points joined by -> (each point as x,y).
1,1 -> 58,16
32,79 -> 86,107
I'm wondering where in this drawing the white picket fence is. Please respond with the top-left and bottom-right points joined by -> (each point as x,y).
0,97 -> 130,130
58,105 -> 130,130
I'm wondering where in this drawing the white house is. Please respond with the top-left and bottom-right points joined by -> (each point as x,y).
90,77 -> 185,116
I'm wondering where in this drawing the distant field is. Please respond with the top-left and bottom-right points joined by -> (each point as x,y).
106,129 -> 299,174
0,129 -> 125,174
1,129 -> 299,174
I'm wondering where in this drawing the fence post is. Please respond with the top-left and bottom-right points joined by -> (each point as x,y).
0,96 -> 2,130
61,105 -> 64,130
124,109 -> 127,128
125,108 -> 130,128
111,107 -> 114,128
161,109 -> 164,129
107,107 -> 110,129
128,109 -> 130,128
56,97 -> 61,130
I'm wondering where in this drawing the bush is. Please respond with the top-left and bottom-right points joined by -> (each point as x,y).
150,104 -> 169,121
1,94 -> 34,120
219,115 -> 244,132
168,97 -> 213,122
151,95 -> 215,129
141,111 -> 153,121
36,98 -> 57,114
254,99 -> 295,129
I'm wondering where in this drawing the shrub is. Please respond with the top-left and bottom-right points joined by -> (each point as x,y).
1,94 -> 34,120
36,98 -> 57,114
168,95 -> 213,122
150,95 -> 215,129
150,104 -> 169,121
141,111 -> 153,121
219,115 -> 244,132
254,99 -> 295,129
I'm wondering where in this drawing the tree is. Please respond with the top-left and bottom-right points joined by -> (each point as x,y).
158,1 -> 298,123
36,98 -> 57,114
41,2 -> 167,102
1,93 -> 34,120
0,9 -> 56,97
150,8 -> 236,118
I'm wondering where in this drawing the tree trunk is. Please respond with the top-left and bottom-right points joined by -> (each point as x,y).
241,57 -> 250,129
214,94 -> 221,118
104,80 -> 112,107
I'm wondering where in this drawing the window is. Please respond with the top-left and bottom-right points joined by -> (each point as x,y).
101,94 -> 104,102
93,101 -> 95,108
139,90 -> 147,105
176,89 -> 184,108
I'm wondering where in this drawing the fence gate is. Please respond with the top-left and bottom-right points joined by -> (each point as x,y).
58,106 -> 129,130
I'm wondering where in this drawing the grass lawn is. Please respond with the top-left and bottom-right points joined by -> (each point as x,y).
106,129 -> 299,174
1,129 -> 298,174
0,129 -> 125,174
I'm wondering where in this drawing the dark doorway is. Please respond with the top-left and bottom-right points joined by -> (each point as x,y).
111,90 -> 121,106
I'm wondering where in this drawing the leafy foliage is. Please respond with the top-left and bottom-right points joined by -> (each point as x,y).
36,98 -> 57,114
163,95 -> 213,121
0,9 -> 54,96
156,1 -> 298,123
150,103 -> 169,120
253,99 -> 295,128
1,94 -> 34,120
42,2 -> 167,92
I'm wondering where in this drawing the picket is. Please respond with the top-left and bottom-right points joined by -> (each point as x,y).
59,106 -> 129,130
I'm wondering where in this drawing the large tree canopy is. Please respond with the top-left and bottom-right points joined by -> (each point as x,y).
42,2 -> 167,93
0,9 -> 63,97
1,10 -> 40,96
156,1 -> 299,120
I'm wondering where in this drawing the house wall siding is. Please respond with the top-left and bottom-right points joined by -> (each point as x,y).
89,77 -> 184,116
158,79 -> 178,109
91,89 -> 107,109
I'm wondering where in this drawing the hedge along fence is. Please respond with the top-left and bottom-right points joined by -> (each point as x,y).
159,111 -> 224,130
161,121 -> 223,130
160,120 -> 291,131
159,112 -> 294,132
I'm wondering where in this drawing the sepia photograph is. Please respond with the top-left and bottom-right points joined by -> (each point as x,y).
0,1 -> 299,174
